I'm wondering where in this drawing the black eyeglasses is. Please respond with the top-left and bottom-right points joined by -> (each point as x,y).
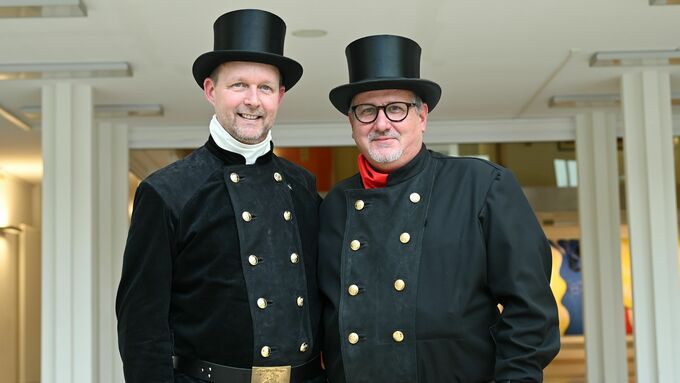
350,102 -> 417,123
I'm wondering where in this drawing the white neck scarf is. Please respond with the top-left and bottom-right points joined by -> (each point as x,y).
209,115 -> 272,165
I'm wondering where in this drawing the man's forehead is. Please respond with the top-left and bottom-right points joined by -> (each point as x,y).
352,89 -> 416,103
216,61 -> 281,80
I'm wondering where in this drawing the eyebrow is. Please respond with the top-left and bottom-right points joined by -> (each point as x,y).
225,77 -> 278,86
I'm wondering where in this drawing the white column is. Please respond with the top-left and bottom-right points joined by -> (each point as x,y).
575,112 -> 628,382
41,83 -> 96,383
97,122 -> 128,383
622,71 -> 680,383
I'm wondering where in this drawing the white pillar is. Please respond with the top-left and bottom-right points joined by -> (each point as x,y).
41,83 -> 96,383
575,112 -> 628,382
96,122 -> 128,383
621,71 -> 680,383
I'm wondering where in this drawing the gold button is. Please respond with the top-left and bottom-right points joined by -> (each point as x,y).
350,240 -> 361,251
348,332 -> 359,344
297,297 -> 304,307
242,211 -> 252,222
348,284 -> 359,296
257,298 -> 267,309
354,200 -> 365,210
409,192 -> 421,203
392,330 -> 404,342
283,210 -> 292,221
299,342 -> 308,352
274,172 -> 283,182
230,173 -> 240,183
399,232 -> 411,244
261,346 -> 271,358
290,253 -> 299,264
394,279 -> 406,291
248,255 -> 258,266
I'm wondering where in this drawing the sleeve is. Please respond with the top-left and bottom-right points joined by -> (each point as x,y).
115,181 -> 175,383
480,168 -> 561,382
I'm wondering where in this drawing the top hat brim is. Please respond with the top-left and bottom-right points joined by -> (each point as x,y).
192,50 -> 303,91
329,78 -> 441,115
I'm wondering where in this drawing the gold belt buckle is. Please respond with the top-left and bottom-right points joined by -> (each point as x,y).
251,365 -> 292,383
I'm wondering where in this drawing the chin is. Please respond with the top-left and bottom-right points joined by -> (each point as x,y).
235,127 -> 268,141
368,149 -> 403,164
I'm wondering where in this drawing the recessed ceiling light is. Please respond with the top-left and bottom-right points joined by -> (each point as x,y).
549,93 -> 680,108
590,50 -> 680,67
549,94 -> 621,108
650,0 -> 680,4
0,62 -> 131,80
0,0 -> 86,18
291,29 -> 328,38
20,104 -> 164,121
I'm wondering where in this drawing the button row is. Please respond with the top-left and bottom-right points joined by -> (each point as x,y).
348,232 -> 410,251
347,279 -> 406,296
247,253 -> 300,266
256,296 -> 305,309
259,342 -> 309,358
346,193 -> 416,352
347,331 -> 404,344
241,210 -> 294,222
230,170 -> 306,360
229,172 -> 285,184
352,193 -> 420,213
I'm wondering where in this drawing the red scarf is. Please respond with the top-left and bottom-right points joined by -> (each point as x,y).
358,154 -> 388,189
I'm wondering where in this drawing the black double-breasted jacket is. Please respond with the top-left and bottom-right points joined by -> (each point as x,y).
116,137 -> 322,383
318,146 -> 560,383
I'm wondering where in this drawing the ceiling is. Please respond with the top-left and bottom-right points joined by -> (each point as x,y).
1,0 -> 680,183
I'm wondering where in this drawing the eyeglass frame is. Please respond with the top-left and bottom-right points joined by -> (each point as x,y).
349,101 -> 418,124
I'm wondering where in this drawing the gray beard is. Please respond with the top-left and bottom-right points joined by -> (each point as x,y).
366,130 -> 403,163
367,146 -> 404,163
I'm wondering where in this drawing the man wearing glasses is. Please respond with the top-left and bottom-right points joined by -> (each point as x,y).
317,34 -> 560,382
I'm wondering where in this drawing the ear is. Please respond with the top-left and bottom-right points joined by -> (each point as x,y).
203,78 -> 216,107
277,86 -> 286,106
418,103 -> 429,133
348,114 -> 355,139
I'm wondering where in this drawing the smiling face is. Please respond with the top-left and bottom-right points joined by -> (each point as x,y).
349,89 -> 428,172
203,61 -> 285,144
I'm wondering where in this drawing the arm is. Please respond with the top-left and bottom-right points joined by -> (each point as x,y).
480,168 -> 560,382
115,181 -> 175,383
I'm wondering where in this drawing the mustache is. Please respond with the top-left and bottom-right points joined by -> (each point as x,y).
368,130 -> 400,142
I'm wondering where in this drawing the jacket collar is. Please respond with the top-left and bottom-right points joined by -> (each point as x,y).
205,135 -> 274,165
386,144 -> 430,186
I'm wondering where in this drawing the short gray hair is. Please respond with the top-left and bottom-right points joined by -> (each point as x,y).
412,95 -> 423,113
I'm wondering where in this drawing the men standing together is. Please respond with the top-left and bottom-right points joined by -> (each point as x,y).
117,10 -> 559,383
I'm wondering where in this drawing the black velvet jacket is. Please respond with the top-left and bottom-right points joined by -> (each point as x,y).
318,146 -> 560,383
116,137 -> 323,383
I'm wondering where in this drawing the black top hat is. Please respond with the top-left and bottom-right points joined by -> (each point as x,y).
192,9 -> 303,91
329,35 -> 441,114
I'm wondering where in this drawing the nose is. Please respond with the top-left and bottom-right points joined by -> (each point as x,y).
243,86 -> 261,107
373,108 -> 391,131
